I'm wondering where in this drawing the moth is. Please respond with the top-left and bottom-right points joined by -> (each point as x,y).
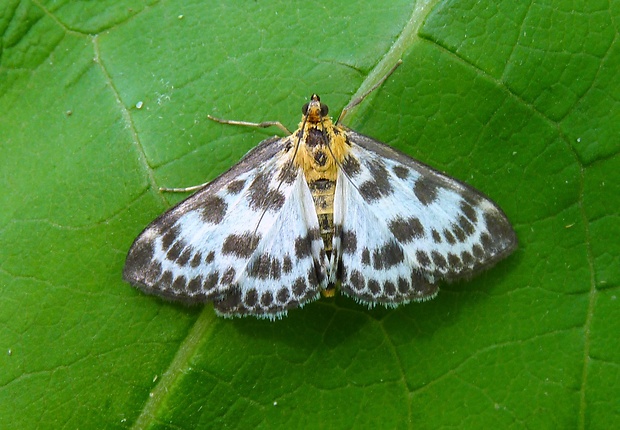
124,80 -> 517,319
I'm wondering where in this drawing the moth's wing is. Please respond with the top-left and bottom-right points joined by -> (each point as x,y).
124,136 -> 327,319
212,171 -> 328,319
332,130 -> 517,307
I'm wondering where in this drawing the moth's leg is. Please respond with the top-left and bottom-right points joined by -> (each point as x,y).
207,115 -> 292,135
337,59 -> 402,125
159,183 -> 209,193
161,116 -> 292,193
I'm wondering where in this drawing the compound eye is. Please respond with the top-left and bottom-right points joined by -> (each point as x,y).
302,102 -> 310,115
320,103 -> 329,117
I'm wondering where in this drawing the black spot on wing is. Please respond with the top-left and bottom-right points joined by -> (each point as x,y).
187,276 -> 202,293
341,156 -> 361,177
443,229 -> 456,245
227,179 -> 246,195
369,160 -> 392,188
361,248 -> 371,266
190,252 -> 202,268
452,224 -> 467,243
271,258 -> 282,279
372,241 -> 404,270
160,271 -> 173,288
245,289 -> 258,307
384,281 -> 396,296
248,172 -> 285,211
431,251 -> 447,271
408,268 -> 439,299
413,176 -> 439,206
200,196 -> 228,224
203,272 -> 219,292
282,255 -> 293,274
247,253 -> 282,280
277,287 -> 290,303
461,251 -> 474,267
480,232 -> 492,250
349,270 -> 365,291
261,291 -> 274,307
359,159 -> 393,202
392,165 -> 409,179
459,215 -> 477,238
416,250 -> 431,269
161,225 -> 180,250
307,265 -> 318,286
359,182 -> 380,201
221,267 -> 236,285
294,237 -> 311,259
472,244 -> 485,259
447,253 -> 462,271
222,233 -> 261,257
177,247 -> 194,266
171,275 -> 187,293
368,279 -> 380,294
398,277 -> 411,294
292,277 -> 307,297
388,216 -> 424,243
294,229 -> 320,259
166,241 -> 185,261
290,275 -> 317,302
205,251 -> 215,263
463,192 -> 482,208
340,230 -> 358,254
460,200 -> 478,223
277,163 -> 298,184
213,287 -> 242,313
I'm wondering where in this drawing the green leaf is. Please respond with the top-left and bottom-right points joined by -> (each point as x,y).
1,0 -> 618,428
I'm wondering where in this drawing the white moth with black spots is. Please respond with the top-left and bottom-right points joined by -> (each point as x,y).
124,91 -> 517,319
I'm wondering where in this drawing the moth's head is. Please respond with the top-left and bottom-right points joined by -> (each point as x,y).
302,94 -> 329,124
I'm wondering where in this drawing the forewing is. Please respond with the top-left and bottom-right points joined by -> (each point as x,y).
333,130 -> 517,306
124,136 -> 327,319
